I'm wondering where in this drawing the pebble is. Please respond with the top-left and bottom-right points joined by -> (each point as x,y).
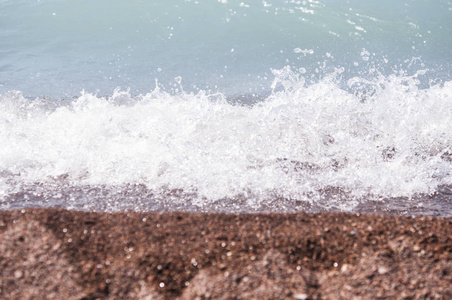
378,266 -> 389,275
14,270 -> 23,279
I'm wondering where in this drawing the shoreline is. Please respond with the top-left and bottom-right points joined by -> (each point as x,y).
1,208 -> 451,299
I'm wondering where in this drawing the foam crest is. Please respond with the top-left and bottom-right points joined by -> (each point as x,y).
1,73 -> 451,208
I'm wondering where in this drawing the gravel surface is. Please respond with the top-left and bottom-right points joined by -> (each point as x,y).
1,208 -> 451,299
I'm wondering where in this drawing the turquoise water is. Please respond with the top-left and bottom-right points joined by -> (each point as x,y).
1,0 -> 451,97
0,0 -> 451,215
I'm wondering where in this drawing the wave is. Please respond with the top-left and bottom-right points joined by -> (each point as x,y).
1,69 -> 451,214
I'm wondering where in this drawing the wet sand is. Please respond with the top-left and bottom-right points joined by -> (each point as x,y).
1,208 -> 451,299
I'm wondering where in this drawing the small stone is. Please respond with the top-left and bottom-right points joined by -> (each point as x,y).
293,293 -> 308,299
388,241 -> 399,252
341,264 -> 350,273
14,270 -> 23,279
52,242 -> 61,251
378,266 -> 389,275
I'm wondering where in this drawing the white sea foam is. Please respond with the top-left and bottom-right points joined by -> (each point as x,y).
1,69 -> 451,209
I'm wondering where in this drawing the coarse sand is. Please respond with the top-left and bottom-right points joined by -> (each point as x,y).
0,208 -> 451,299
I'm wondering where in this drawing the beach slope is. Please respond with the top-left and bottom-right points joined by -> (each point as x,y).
1,209 -> 451,299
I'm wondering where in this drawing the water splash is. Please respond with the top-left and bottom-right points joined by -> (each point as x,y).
1,69 -> 451,214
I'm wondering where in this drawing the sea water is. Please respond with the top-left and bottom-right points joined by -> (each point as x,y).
0,0 -> 451,215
